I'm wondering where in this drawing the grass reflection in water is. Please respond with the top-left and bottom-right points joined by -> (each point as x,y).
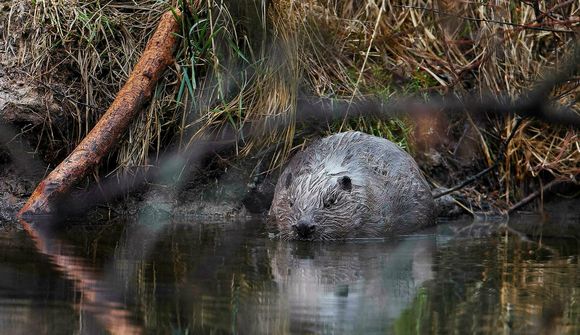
1,215 -> 578,334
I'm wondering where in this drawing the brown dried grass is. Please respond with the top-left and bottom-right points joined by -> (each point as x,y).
7,0 -> 579,202
266,0 -> 579,203
6,0 -> 174,170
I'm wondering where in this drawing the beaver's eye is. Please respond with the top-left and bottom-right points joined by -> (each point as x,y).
338,176 -> 352,192
323,195 -> 337,208
289,200 -> 294,207
285,173 -> 293,189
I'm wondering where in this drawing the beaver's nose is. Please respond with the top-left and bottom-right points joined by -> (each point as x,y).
292,219 -> 316,238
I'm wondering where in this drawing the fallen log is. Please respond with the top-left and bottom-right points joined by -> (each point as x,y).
18,9 -> 181,218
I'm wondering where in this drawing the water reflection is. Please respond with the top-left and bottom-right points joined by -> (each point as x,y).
18,219 -> 143,334
396,226 -> 580,335
0,216 -> 578,334
258,237 -> 435,334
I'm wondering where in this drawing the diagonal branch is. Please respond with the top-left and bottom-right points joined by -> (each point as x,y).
18,10 -> 182,218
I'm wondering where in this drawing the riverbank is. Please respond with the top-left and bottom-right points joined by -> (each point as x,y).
1,1 -> 578,224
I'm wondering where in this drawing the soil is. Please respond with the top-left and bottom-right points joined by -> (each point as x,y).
0,1 -> 576,227
0,149 -> 277,224
0,159 -> 36,223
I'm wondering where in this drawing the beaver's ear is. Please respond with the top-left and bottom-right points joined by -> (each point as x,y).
285,173 -> 293,189
338,176 -> 352,192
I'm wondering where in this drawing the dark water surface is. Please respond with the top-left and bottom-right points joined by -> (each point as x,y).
0,214 -> 578,334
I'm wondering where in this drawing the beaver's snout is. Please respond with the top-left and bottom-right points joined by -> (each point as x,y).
292,219 -> 316,238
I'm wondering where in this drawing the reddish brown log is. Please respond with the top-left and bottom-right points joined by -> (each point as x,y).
18,10 -> 181,217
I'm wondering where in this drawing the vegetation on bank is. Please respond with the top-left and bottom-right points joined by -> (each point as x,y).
4,0 -> 579,212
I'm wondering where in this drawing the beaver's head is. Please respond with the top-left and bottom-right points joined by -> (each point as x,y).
270,157 -> 370,240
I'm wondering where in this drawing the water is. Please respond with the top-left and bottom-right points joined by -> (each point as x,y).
0,214 -> 578,334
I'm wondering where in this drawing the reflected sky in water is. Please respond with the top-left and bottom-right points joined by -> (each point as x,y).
0,215 -> 578,334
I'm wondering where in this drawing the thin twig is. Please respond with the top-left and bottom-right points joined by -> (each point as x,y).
508,179 -> 573,213
392,4 -> 577,33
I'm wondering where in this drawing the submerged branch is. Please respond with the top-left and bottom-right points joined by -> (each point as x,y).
508,179 -> 576,214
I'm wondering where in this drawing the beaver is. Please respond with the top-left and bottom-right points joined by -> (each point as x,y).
261,238 -> 435,332
269,131 -> 435,240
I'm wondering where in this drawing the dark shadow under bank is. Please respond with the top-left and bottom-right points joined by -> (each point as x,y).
3,154 -> 580,241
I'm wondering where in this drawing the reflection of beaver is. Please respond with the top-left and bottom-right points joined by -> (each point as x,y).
269,131 -> 435,240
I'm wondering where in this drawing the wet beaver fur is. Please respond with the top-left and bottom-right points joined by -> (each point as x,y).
269,131 -> 435,240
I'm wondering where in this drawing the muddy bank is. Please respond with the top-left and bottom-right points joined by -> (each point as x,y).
0,122 -> 577,237
0,160 -> 34,223
1,1 -> 577,229
0,138 -> 278,224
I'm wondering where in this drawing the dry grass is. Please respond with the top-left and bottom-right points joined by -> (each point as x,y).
263,0 -> 579,205
6,0 -> 173,168
7,0 -> 579,205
